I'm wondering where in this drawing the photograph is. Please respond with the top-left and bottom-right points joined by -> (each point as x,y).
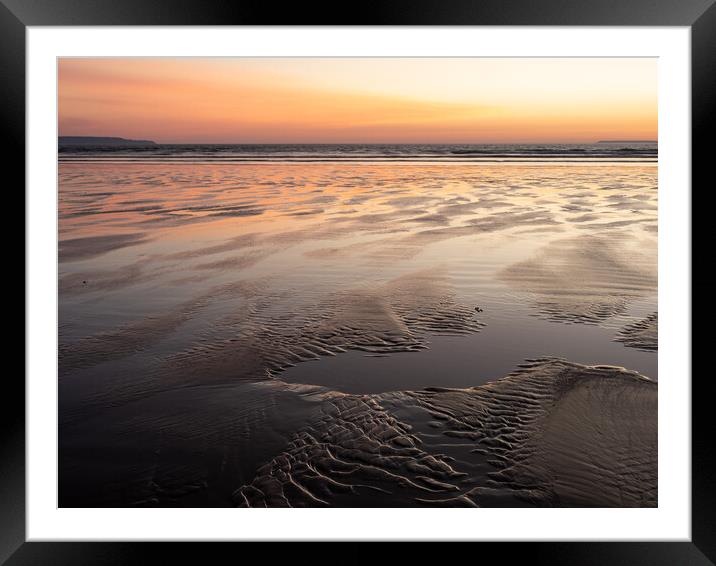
56,56 -> 658,509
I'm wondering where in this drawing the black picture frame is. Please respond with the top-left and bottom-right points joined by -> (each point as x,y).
7,0 -> 713,563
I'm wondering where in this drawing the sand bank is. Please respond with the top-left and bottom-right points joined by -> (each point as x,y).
236,359 -> 656,507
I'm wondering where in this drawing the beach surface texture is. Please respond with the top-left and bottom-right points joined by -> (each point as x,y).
58,144 -> 658,507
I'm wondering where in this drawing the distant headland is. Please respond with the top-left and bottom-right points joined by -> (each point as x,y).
59,136 -> 157,146
596,140 -> 656,144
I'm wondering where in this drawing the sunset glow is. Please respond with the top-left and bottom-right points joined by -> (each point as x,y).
58,58 -> 657,143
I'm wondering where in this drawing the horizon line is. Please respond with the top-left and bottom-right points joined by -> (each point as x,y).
58,136 -> 658,145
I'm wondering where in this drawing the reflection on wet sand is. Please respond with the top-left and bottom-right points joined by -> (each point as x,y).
59,162 -> 657,507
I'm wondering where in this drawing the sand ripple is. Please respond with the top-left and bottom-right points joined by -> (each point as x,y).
236,359 -> 656,507
234,395 -> 467,507
615,313 -> 658,351
408,359 -> 656,507
161,269 -> 484,386
500,235 -> 657,324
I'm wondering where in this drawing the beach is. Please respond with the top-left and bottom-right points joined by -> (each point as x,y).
58,149 -> 657,507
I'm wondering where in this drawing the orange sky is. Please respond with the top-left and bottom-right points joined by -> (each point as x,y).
58,58 -> 657,144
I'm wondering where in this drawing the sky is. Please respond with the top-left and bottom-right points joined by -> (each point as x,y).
58,58 -> 657,144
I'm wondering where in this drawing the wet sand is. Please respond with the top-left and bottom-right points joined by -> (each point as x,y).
59,162 -> 657,507
238,360 -> 656,508
615,313 -> 658,351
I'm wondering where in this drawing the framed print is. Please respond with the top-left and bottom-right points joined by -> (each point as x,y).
9,0 -> 713,563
